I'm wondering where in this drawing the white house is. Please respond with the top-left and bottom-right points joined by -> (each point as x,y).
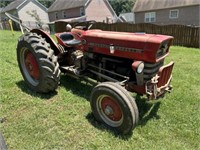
1,0 -> 49,29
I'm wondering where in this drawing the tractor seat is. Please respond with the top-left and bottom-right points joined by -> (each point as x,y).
59,33 -> 81,46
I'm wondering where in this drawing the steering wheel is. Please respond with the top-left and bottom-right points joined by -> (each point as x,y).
73,20 -> 96,30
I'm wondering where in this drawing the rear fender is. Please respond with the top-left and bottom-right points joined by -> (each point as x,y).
30,29 -> 61,55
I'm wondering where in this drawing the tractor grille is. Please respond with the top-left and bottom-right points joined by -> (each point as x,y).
157,62 -> 174,88
143,60 -> 164,82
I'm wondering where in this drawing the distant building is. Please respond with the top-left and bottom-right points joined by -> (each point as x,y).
133,0 -> 200,26
118,12 -> 135,23
0,0 -> 49,29
0,8 -> 3,20
0,8 -> 3,29
48,0 -> 117,23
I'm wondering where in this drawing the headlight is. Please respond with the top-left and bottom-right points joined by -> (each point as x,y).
137,62 -> 144,74
132,61 -> 144,74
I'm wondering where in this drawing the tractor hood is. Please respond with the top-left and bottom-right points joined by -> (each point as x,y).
80,30 -> 173,63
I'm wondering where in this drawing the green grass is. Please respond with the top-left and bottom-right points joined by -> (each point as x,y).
0,30 -> 199,150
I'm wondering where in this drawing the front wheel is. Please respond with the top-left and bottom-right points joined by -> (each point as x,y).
90,82 -> 139,134
17,32 -> 60,93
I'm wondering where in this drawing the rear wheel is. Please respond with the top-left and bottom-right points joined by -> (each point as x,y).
17,32 -> 60,93
90,82 -> 139,134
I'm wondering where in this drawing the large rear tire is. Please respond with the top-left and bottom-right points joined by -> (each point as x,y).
17,32 -> 60,93
90,82 -> 139,134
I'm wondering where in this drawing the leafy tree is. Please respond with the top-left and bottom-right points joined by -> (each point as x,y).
109,0 -> 136,16
0,0 -> 14,8
38,0 -> 55,8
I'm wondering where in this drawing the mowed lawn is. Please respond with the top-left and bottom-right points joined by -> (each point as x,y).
0,30 -> 199,150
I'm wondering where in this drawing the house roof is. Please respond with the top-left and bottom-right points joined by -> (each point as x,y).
103,0 -> 118,19
118,12 -> 135,23
50,15 -> 87,24
3,0 -> 25,12
48,0 -> 88,12
2,0 -> 47,13
133,0 -> 200,12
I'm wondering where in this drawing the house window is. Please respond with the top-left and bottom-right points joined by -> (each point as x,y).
55,12 -> 58,19
63,11 -> 67,18
170,10 -> 179,19
80,7 -> 85,16
145,12 -> 156,23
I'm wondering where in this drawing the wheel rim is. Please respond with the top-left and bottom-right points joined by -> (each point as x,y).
20,47 -> 40,86
96,95 -> 123,127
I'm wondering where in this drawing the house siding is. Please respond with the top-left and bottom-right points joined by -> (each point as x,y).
49,7 -> 82,22
48,0 -> 117,23
18,1 -> 49,23
86,0 -> 114,22
135,5 -> 200,26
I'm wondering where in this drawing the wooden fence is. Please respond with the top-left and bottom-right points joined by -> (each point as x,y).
0,20 -> 39,31
55,22 -> 199,48
1,20 -> 199,48
0,21 -> 10,30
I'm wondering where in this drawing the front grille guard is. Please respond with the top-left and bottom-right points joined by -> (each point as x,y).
145,61 -> 174,100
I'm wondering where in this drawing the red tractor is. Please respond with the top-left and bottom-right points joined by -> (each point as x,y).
16,21 -> 174,134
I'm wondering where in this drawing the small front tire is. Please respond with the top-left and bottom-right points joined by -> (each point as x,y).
90,82 -> 139,134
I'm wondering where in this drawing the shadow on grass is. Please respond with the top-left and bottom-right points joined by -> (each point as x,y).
59,76 -> 133,139
135,95 -> 161,127
17,75 -> 161,137
60,75 -> 161,139
85,96 -> 161,139
16,80 -> 57,99
86,113 -> 133,139
59,75 -> 94,101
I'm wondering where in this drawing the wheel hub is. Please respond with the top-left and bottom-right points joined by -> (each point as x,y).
25,52 -> 40,80
101,96 -> 122,121
28,64 -> 33,71
104,106 -> 114,116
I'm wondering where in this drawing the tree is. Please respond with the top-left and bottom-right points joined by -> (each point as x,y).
38,0 -> 55,8
0,0 -> 14,8
108,0 -> 136,16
